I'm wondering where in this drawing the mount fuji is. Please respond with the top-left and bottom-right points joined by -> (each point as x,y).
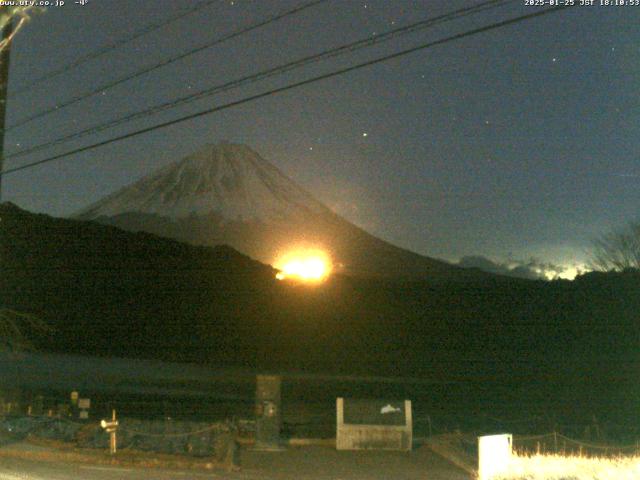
76,142 -> 476,279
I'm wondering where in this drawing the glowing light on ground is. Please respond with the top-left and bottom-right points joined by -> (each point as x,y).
540,264 -> 590,281
274,249 -> 332,282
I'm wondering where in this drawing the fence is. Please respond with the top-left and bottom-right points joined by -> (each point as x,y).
513,432 -> 640,458
411,412 -> 640,445
3,379 -> 640,453
4,392 -> 640,444
0,413 -> 243,458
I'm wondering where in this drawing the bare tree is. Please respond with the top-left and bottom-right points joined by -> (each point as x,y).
0,308 -> 50,352
0,6 -> 42,53
590,221 -> 640,272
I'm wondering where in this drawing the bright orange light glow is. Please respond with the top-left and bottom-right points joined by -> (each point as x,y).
274,249 -> 332,282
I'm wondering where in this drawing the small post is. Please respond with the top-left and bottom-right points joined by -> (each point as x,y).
110,409 -> 117,454
101,409 -> 119,455
254,375 -> 283,451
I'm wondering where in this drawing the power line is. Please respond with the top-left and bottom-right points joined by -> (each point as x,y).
11,0 -> 223,96
5,0 -> 330,132
0,5 -> 574,179
5,0 -> 515,161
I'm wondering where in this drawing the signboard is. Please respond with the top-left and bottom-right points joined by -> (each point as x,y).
343,399 -> 407,426
336,397 -> 412,451
78,398 -> 91,409
478,434 -> 513,480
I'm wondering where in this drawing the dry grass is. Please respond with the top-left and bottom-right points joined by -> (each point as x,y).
498,452 -> 640,480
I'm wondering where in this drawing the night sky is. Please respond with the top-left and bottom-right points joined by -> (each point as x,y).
3,0 -> 638,278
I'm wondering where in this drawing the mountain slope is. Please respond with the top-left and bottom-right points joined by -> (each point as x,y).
2,203 -> 639,422
76,142 -> 473,279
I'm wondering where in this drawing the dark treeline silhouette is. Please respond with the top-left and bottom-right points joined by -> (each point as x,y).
1,202 -> 638,425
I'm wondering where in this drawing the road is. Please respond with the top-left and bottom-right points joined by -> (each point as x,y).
0,456 -> 251,480
0,443 -> 470,479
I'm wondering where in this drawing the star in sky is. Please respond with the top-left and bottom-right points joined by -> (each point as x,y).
6,0 -> 638,275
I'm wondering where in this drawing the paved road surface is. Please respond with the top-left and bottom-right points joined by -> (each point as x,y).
0,444 -> 471,479
0,457 -> 246,480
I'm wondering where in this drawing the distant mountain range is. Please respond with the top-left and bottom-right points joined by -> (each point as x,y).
75,142 -> 479,279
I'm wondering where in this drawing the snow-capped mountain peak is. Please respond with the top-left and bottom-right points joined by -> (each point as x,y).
76,141 -> 462,279
77,142 -> 331,223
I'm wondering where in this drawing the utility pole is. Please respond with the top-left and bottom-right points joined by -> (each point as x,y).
0,11 -> 13,201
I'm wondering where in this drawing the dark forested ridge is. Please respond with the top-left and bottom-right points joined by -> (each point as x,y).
1,202 -> 639,421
